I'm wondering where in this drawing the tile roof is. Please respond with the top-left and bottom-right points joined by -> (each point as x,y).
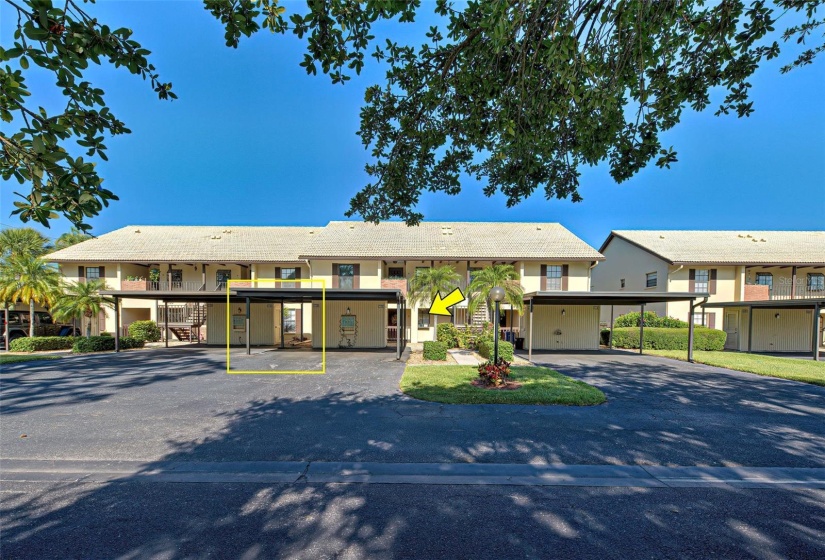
46,222 -> 603,263
46,225 -> 321,263
299,221 -> 604,260
606,230 -> 825,265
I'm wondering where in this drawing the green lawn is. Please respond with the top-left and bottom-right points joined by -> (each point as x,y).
400,365 -> 606,405
647,350 -> 825,387
0,354 -> 61,365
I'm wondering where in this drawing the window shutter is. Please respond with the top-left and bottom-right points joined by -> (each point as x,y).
78,266 -> 85,283
332,264 -> 339,288
708,313 -> 716,330
561,265 -> 569,291
353,264 -> 360,289
294,268 -> 301,280
709,269 -> 717,295
274,267 -> 281,283
540,265 -> 547,291
98,266 -> 105,280
688,269 -> 695,292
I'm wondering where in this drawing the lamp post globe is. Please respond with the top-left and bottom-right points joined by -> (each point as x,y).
489,287 -> 505,364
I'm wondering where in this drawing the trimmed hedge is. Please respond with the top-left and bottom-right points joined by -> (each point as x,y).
477,339 -> 515,362
128,320 -> 162,342
423,340 -> 448,361
9,336 -> 76,353
72,336 -> 145,354
614,311 -> 688,328
436,323 -> 460,348
609,327 -> 726,351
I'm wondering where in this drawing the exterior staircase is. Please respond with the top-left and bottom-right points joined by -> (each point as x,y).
159,304 -> 207,342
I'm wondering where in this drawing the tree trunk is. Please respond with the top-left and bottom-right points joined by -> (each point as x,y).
29,300 -> 35,337
433,314 -> 438,342
4,304 -> 9,351
86,317 -> 92,338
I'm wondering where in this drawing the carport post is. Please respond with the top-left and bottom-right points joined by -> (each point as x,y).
280,298 -> 285,349
747,305 -> 754,353
528,299 -> 534,362
245,297 -> 251,355
609,305 -> 614,349
688,299 -> 695,363
164,301 -> 168,348
639,304 -> 645,355
4,305 -> 9,352
813,303 -> 821,361
396,295 -> 401,360
114,296 -> 120,353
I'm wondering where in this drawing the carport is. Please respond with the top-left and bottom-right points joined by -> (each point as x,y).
522,291 -> 709,362
105,288 -> 407,359
703,298 -> 824,361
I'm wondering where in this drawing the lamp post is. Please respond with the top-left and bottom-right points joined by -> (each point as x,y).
489,286 -> 506,364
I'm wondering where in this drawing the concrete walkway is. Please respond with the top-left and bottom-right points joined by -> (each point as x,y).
448,348 -> 483,365
4,459 -> 825,489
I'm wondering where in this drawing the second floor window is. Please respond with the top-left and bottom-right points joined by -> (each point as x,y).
85,267 -> 100,280
338,264 -> 354,290
216,269 -> 231,288
694,269 -> 708,292
646,271 -> 658,288
546,265 -> 563,291
281,267 -> 297,288
755,272 -> 773,289
388,267 -> 404,279
809,273 -> 825,292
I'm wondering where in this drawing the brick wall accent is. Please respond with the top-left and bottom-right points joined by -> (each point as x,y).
744,284 -> 770,301
381,278 -> 407,295
121,280 -> 148,291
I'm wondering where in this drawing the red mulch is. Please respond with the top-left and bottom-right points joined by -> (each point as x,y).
470,379 -> 523,391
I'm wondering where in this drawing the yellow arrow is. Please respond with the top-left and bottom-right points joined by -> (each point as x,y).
428,288 -> 466,316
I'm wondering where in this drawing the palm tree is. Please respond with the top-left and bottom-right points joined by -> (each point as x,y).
407,265 -> 461,340
53,228 -> 92,251
51,279 -> 114,338
0,254 -> 61,337
466,264 -> 524,324
0,227 -> 51,260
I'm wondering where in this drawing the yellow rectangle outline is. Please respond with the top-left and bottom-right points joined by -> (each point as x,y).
225,278 -> 325,375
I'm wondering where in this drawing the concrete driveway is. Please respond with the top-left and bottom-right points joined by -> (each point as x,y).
2,346 -> 824,467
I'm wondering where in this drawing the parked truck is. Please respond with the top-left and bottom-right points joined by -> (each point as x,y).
1,311 -> 80,346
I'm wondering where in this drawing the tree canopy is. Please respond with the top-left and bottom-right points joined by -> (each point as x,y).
2,0 -> 823,229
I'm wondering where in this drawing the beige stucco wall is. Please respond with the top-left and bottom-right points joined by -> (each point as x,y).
312,299 -> 387,349
592,237 -> 668,322
311,260 -> 383,289
667,265 -> 739,322
524,304 -> 600,350
521,261 -> 591,293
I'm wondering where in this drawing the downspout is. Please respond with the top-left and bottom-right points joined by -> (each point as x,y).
588,261 -> 599,291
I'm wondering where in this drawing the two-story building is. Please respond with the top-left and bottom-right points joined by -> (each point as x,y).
593,230 -> 825,355
46,221 -> 606,351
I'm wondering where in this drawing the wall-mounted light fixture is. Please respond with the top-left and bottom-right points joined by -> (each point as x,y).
561,309 -> 566,316
774,313 -> 781,319
346,307 -> 351,315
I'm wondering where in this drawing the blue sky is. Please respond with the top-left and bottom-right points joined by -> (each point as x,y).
2,1 -> 823,249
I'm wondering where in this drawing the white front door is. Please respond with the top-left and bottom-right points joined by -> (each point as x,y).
724,311 -> 739,350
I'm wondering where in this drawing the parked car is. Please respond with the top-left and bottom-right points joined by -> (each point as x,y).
1,311 -> 80,346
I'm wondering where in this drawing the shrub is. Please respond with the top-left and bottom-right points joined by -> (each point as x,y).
477,359 -> 512,387
422,340 -> 448,361
477,339 -> 514,362
10,336 -> 76,353
613,311 -> 688,328
72,336 -> 145,353
436,323 -> 460,348
609,327 -> 726,351
128,320 -> 162,342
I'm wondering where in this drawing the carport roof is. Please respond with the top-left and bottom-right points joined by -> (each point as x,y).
702,298 -> 825,309
102,288 -> 404,303
524,291 -> 709,306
